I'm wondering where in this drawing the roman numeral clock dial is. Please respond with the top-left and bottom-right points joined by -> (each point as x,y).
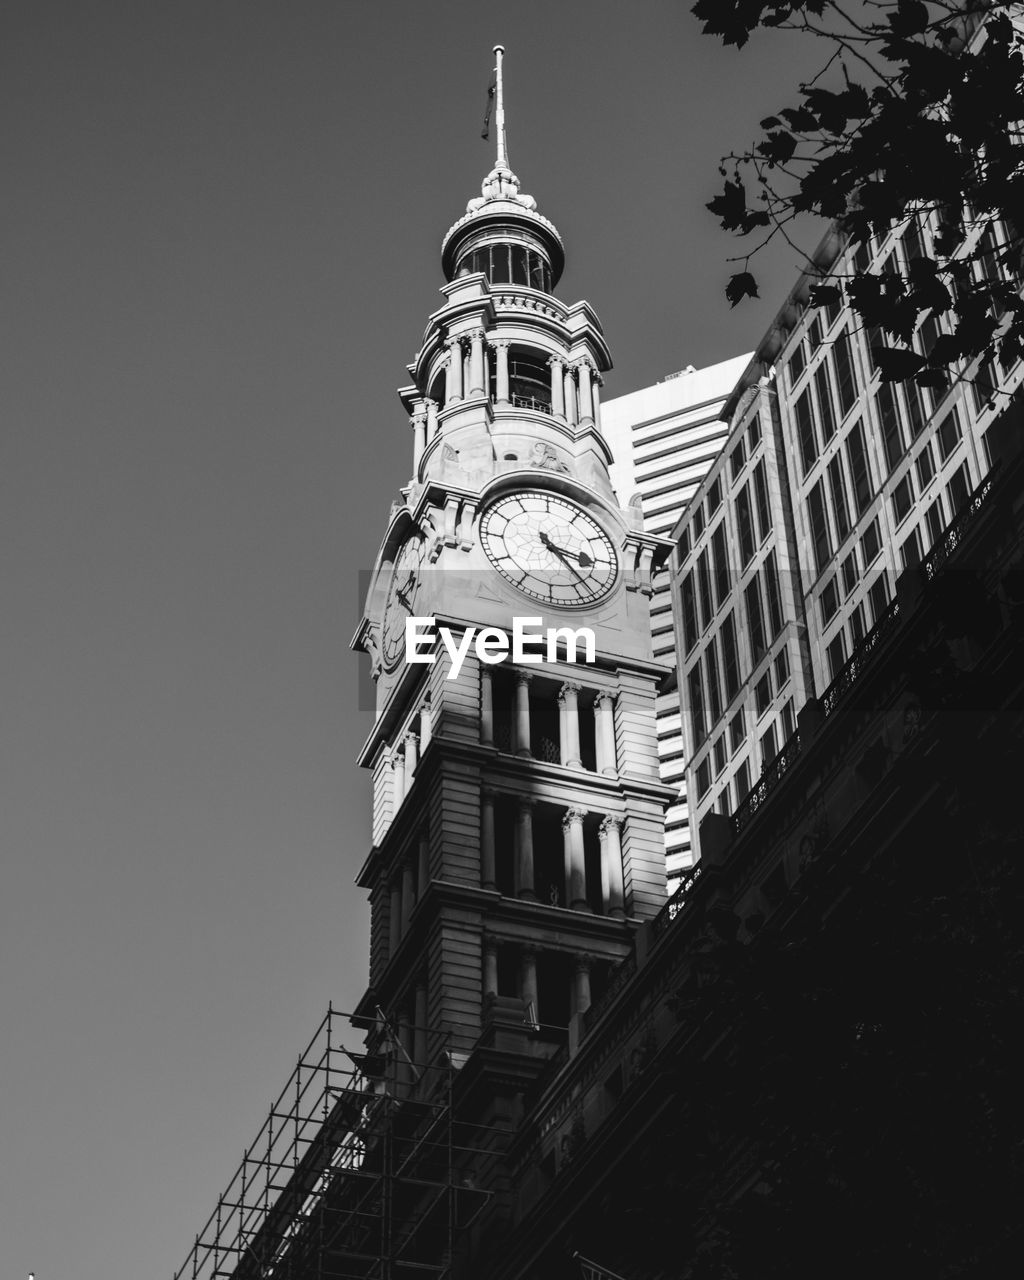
480,491 -> 618,606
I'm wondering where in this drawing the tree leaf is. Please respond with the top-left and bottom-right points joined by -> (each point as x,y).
725,271 -> 760,306
706,178 -> 750,232
758,130 -> 798,165
874,346 -> 927,382
887,0 -> 930,38
808,283 -> 841,308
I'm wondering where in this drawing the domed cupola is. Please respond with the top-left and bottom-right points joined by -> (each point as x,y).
440,46 -> 564,292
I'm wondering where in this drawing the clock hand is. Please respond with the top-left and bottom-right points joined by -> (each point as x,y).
540,534 -> 588,585
539,531 -> 594,567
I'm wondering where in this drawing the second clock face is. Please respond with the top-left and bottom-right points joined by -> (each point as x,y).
381,535 -> 424,669
480,491 -> 618,606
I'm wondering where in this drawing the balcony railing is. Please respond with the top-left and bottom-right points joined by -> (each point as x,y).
922,470 -> 996,581
650,861 -> 704,938
732,731 -> 803,834
510,392 -> 552,414
821,597 -> 902,719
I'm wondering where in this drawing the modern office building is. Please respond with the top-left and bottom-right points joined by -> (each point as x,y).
601,356 -> 750,884
671,215 -> 1024,855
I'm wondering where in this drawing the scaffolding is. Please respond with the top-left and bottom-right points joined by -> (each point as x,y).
174,1005 -> 497,1280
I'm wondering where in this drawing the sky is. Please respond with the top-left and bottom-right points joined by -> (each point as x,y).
1,3 -> 824,1276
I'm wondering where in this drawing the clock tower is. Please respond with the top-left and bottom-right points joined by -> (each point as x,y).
352,48 -> 674,1085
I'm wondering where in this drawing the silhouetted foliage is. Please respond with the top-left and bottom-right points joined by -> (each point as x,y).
695,1 -> 1024,390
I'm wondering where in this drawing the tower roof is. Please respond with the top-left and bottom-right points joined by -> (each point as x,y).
440,46 -> 564,286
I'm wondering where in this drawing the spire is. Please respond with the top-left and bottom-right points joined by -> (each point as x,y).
467,45 -> 536,215
493,44 -> 507,170
440,45 -> 564,286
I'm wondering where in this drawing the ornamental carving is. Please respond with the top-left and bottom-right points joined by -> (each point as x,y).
530,442 -> 570,473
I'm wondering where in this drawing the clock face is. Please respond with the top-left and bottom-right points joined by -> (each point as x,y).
480,491 -> 618,606
381,535 -> 424,669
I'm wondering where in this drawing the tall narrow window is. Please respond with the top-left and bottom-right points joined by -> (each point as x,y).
688,667 -> 706,748
730,437 -> 747,480
827,454 -> 851,542
925,495 -> 945,545
868,573 -> 890,624
753,460 -> 772,542
846,420 -> 874,516
826,632 -> 847,681
696,549 -> 713,630
680,573 -> 698,653
877,382 -> 905,472
795,387 -> 818,475
763,550 -> 783,638
972,360 -> 998,414
745,578 -> 767,665
900,527 -> 923,569
788,339 -> 806,387
736,485 -> 755,566
705,638 -> 723,726
947,460 -> 972,512
734,760 -> 751,807
721,613 -> 741,702
833,330 -> 858,418
711,522 -> 730,609
904,381 -> 927,439
937,406 -> 962,462
807,480 -> 832,576
814,362 -> 836,443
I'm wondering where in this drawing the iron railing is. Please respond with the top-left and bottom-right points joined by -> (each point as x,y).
650,861 -> 704,938
731,731 -> 803,834
510,392 -> 551,414
821,597 -> 902,719
922,470 -> 996,581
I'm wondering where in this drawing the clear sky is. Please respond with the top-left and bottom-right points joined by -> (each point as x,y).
1,3 -> 822,1276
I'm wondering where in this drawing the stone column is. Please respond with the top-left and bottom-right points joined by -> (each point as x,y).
594,692 -> 617,776
598,815 -> 625,918
401,857 -> 415,930
515,796 -> 537,901
468,328 -> 486,397
445,336 -> 463,405
426,397 -> 439,440
480,668 -> 494,746
572,955 -> 592,1017
558,682 -> 582,769
404,731 -> 418,785
392,749 -> 405,809
413,979 -> 428,1075
494,339 -> 510,404
558,693 -> 569,766
481,787 -> 497,890
576,360 -> 594,425
411,404 -> 427,470
419,700 -> 432,753
521,947 -> 539,1023
563,365 -> 578,426
548,356 -> 566,418
562,806 -> 589,911
591,371 -> 602,428
388,879 -> 402,952
514,671 -> 533,757
482,940 -> 499,999
417,834 -> 429,898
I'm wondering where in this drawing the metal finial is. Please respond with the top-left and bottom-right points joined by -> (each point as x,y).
493,45 -> 507,169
